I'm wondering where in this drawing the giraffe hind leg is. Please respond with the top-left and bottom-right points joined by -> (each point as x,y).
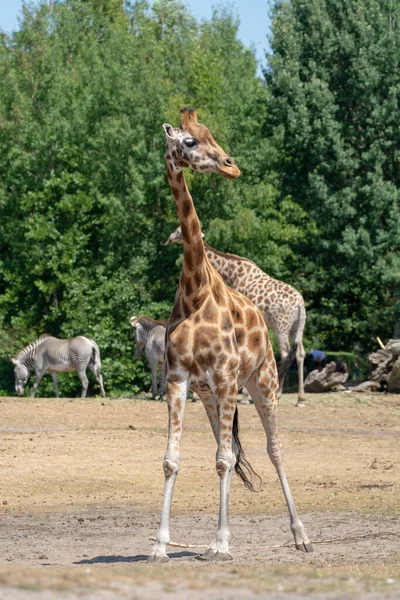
245,367 -> 312,552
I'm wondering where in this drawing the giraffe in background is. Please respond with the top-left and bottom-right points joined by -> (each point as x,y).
148,108 -> 312,563
167,226 -> 307,406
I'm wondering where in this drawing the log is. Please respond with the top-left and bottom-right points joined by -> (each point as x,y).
304,361 -> 348,393
388,357 -> 400,393
368,339 -> 400,393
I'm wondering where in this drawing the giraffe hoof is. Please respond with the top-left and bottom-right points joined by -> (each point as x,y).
295,542 -> 313,553
295,400 -> 306,407
147,553 -> 169,563
201,549 -> 233,562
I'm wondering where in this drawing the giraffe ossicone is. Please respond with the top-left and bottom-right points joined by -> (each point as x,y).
148,108 -> 312,564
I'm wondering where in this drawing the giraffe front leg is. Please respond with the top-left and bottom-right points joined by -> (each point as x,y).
202,385 -> 237,562
148,379 -> 188,563
246,374 -> 313,553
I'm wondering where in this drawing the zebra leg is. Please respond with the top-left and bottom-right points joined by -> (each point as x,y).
159,361 -> 165,400
88,363 -> 106,398
97,373 -> 106,398
30,370 -> 45,398
50,372 -> 59,398
149,358 -> 158,399
77,370 -> 89,398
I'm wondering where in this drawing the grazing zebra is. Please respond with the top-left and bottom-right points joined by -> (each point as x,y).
11,334 -> 106,398
130,315 -> 167,399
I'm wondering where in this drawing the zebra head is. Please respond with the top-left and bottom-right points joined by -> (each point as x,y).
11,358 -> 30,396
130,316 -> 146,358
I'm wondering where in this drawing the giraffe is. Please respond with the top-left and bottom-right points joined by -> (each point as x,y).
148,108 -> 312,563
167,227 -> 307,406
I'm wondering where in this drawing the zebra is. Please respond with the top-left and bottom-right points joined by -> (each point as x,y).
11,334 -> 106,398
130,315 -> 167,399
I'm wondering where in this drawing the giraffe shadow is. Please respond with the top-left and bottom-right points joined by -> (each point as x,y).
74,551 -> 198,564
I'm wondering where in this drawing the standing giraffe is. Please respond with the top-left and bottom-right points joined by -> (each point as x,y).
149,108 -> 312,563
167,227 -> 306,406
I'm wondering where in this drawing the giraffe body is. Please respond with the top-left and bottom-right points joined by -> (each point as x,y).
149,109 -> 312,563
167,230 -> 307,405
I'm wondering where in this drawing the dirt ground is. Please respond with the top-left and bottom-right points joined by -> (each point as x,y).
0,392 -> 399,599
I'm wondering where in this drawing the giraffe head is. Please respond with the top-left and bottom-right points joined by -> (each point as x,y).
165,225 -> 204,245
163,108 -> 240,179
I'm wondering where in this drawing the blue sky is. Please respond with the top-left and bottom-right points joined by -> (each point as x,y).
0,1 -> 271,69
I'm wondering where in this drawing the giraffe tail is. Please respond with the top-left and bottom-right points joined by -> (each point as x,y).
232,407 -> 262,492
278,342 -> 298,382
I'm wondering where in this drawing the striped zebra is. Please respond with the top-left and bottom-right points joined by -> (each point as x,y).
11,334 -> 106,398
130,315 -> 167,399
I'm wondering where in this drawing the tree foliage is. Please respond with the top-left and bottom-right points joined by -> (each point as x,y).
1,0 -> 397,395
267,0 -> 400,350
0,0 -> 299,395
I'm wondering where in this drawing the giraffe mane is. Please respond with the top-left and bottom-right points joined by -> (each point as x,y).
204,242 -> 259,269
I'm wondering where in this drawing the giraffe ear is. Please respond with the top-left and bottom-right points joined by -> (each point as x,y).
163,123 -> 179,141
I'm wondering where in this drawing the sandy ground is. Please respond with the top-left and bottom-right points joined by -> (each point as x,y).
0,392 -> 399,599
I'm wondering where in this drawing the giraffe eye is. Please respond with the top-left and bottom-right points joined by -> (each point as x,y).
184,138 -> 198,148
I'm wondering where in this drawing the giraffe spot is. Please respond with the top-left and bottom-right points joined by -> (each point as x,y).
196,244 -> 204,264
176,171 -> 183,184
231,308 -> 243,323
214,343 -> 222,353
192,296 -> 203,310
181,222 -> 189,242
213,371 -> 225,386
191,220 -> 200,236
222,410 -> 233,422
184,249 -> 193,271
191,362 -> 200,377
235,328 -> 245,346
182,300 -> 191,317
228,358 -> 238,371
194,315 -> 201,324
180,160 -> 189,168
184,278 -> 193,296
193,326 -> 219,354
167,348 -> 178,369
246,311 -> 258,329
182,199 -> 192,217
216,354 -> 228,369
248,332 -> 261,352
207,151 -> 219,162
193,271 -> 203,287
222,336 -> 232,352
171,186 -> 180,199
203,299 -> 217,322
222,315 -> 233,331
212,283 -> 224,305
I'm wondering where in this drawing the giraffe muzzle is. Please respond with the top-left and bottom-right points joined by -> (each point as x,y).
218,157 -> 241,180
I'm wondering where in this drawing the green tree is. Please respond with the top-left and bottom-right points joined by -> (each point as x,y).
267,0 -> 400,351
1,0 -> 296,395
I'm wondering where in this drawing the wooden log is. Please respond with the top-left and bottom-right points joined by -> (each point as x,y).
304,361 -> 348,393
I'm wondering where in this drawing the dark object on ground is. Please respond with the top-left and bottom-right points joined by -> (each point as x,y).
304,361 -> 348,393
369,339 -> 400,393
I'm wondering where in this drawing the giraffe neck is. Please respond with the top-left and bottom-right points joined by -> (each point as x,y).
165,157 -> 208,298
204,243 -> 268,293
